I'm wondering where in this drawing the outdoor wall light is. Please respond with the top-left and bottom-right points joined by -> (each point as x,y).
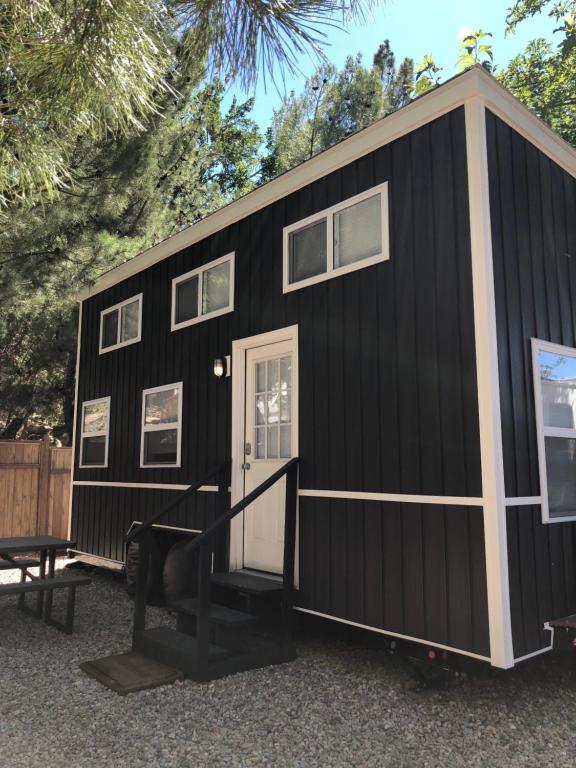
213,355 -> 230,378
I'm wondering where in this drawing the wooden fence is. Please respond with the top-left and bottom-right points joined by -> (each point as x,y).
0,437 -> 72,539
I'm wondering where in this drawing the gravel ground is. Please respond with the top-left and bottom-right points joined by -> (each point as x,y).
0,561 -> 575,768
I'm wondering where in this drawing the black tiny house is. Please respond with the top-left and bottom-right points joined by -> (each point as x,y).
70,68 -> 576,670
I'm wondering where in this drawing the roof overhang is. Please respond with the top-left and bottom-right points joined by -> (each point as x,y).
78,67 -> 576,301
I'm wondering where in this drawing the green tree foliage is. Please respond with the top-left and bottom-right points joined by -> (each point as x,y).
501,1 -> 576,146
0,0 -> 376,209
0,83 -> 261,440
262,40 -> 414,178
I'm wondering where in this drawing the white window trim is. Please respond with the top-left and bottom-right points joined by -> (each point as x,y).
531,337 -> 576,524
79,396 -> 111,469
140,382 -> 183,469
171,253 -> 235,331
282,182 -> 389,293
99,293 -> 143,354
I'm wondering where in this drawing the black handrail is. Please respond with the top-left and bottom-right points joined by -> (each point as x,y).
125,458 -> 230,544
183,457 -> 300,555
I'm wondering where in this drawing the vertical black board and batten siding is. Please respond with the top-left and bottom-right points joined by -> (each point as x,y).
486,110 -> 576,658
72,107 -> 490,656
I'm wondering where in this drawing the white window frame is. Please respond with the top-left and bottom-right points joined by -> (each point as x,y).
99,294 -> 143,354
79,396 -> 110,469
531,337 -> 576,523
171,253 -> 235,331
140,382 -> 183,469
282,182 -> 389,293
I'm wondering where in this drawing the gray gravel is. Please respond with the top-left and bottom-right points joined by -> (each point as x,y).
1,560 -> 575,768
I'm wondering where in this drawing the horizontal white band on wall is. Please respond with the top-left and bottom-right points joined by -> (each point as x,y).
73,480 -> 222,492
298,489 -> 483,506
294,606 -> 491,663
504,497 -> 542,507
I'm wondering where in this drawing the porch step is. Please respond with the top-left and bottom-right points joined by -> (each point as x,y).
133,626 -> 228,677
211,571 -> 283,596
169,598 -> 258,628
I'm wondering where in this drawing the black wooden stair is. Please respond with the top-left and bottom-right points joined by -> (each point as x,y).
125,457 -> 299,685
169,596 -> 259,628
211,571 -> 283,595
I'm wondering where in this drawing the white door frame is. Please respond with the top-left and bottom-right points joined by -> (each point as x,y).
230,325 -> 299,571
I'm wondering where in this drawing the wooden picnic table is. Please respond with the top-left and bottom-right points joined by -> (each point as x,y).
0,536 -> 91,633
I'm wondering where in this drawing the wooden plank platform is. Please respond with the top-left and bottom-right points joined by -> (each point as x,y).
80,652 -> 184,695
549,614 -> 576,629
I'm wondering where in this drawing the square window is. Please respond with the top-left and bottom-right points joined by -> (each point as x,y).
100,295 -> 142,353
172,254 -> 234,330
533,340 -> 576,522
80,397 -> 110,468
141,383 -> 182,467
283,183 -> 388,292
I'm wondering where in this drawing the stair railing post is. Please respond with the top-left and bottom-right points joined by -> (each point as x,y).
281,461 -> 298,653
132,529 -> 150,648
215,460 -> 230,572
195,540 -> 212,679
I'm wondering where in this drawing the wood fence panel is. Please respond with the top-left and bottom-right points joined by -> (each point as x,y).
0,440 -> 72,539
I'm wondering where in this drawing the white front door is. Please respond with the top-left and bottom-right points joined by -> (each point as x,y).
242,339 -> 297,573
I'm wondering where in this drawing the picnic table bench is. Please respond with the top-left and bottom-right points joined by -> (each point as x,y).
0,536 -> 91,633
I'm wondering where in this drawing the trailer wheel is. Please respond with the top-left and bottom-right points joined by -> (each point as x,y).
163,540 -> 198,604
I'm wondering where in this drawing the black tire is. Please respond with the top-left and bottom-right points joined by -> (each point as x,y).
163,540 -> 198,605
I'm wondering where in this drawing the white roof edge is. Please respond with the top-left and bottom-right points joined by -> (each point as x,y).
78,67 -> 576,301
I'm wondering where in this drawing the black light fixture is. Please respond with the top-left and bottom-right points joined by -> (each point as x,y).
213,355 -> 230,379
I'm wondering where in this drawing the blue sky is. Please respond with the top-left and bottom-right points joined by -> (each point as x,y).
224,0 -> 557,130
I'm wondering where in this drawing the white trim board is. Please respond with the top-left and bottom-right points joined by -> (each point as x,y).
72,480 -> 220,492
298,489 -> 482,506
78,68 -> 576,302
67,301 -> 82,540
505,497 -> 542,507
294,607 -> 491,663
465,98 -> 514,670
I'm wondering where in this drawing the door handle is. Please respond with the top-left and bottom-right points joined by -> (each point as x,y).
241,462 -> 251,470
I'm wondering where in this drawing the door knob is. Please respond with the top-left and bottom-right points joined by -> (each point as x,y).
241,462 -> 251,470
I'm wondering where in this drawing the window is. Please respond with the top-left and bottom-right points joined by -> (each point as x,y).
99,294 -> 142,353
532,339 -> 576,522
172,253 -> 234,331
79,397 -> 110,468
283,183 -> 389,292
140,383 -> 182,467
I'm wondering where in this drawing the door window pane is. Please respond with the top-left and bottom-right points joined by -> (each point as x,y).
280,425 -> 291,458
545,436 -> 576,517
289,219 -> 327,283
267,426 -> 279,459
175,275 -> 199,325
82,435 -> 106,466
255,427 -> 265,459
145,388 -> 179,425
256,361 -> 266,393
202,260 -> 230,314
333,194 -> 382,268
539,350 -> 576,428
83,401 -> 108,433
102,311 -> 118,349
120,299 -> 140,342
144,429 -> 178,464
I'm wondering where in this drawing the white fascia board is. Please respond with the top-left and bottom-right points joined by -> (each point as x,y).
78,67 -> 576,302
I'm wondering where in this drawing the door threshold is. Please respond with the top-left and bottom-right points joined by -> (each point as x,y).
238,568 -> 282,583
